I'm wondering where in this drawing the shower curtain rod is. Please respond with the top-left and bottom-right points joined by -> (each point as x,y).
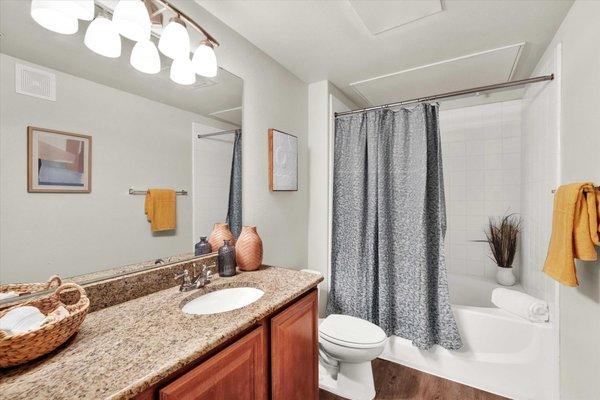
335,74 -> 554,117
197,129 -> 240,139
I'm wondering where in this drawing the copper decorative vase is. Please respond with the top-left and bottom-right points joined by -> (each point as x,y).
208,223 -> 235,251
236,226 -> 263,271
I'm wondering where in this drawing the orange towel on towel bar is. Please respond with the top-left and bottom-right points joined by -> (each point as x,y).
144,189 -> 176,232
543,183 -> 600,286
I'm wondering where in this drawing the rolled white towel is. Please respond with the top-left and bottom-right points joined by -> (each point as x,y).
0,291 -> 18,300
491,288 -> 549,323
0,306 -> 46,335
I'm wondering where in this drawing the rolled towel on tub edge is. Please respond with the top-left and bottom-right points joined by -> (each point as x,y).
491,288 -> 549,323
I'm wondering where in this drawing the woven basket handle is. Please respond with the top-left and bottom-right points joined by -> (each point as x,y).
52,283 -> 88,313
47,275 -> 62,289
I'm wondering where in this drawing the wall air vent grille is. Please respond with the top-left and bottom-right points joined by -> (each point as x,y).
15,63 -> 56,101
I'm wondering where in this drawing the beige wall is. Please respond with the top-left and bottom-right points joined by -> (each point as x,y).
0,53 -> 231,282
180,1 -> 309,270
533,1 -> 600,399
307,80 -> 356,314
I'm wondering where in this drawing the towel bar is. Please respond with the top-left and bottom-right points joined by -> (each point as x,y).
551,186 -> 599,194
129,189 -> 188,195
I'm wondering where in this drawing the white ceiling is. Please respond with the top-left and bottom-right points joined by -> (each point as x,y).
0,0 -> 243,125
348,0 -> 443,35
197,0 -> 573,107
352,42 -> 523,106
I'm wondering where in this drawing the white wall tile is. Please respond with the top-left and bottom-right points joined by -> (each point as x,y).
466,140 -> 485,155
485,139 -> 503,155
503,137 -> 521,154
441,100 -> 523,279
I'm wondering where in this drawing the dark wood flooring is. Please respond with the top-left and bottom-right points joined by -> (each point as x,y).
319,358 -> 507,400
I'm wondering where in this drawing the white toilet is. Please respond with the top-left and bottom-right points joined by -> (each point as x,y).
318,314 -> 387,400
300,269 -> 387,400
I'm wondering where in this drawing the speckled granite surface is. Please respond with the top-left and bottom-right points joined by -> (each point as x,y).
0,266 -> 322,400
1,254 -> 217,312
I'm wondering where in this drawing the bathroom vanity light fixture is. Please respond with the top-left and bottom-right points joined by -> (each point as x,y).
30,0 -> 86,35
158,16 -> 190,60
30,0 -> 220,84
112,0 -> 151,42
170,57 -> 196,85
130,40 -> 161,74
85,13 -> 121,58
192,40 -> 217,78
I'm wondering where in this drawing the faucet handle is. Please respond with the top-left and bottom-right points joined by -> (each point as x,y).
203,265 -> 212,283
175,269 -> 191,283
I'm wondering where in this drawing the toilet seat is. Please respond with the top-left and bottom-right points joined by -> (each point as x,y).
319,314 -> 387,349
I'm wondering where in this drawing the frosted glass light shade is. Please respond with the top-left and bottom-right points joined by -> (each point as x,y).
84,16 -> 121,58
31,0 -> 79,35
130,40 -> 161,74
158,18 -> 190,60
112,0 -> 151,42
66,0 -> 95,21
192,42 -> 217,77
170,58 -> 196,85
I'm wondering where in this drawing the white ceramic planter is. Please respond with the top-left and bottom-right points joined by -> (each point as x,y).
496,266 -> 516,286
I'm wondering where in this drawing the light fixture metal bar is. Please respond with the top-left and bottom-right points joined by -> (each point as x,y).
335,74 -> 554,117
153,0 -> 220,47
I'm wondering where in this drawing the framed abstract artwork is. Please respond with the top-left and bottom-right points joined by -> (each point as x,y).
27,126 -> 92,193
268,128 -> 298,191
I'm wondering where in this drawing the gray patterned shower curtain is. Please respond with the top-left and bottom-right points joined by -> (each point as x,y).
226,129 -> 242,238
326,104 -> 462,350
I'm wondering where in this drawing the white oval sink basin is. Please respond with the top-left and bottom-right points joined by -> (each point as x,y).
182,287 -> 264,315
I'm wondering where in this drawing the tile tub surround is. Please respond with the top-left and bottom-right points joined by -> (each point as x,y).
440,100 -> 522,279
0,266 -> 322,399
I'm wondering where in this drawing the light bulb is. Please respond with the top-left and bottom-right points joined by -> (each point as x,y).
31,0 -> 79,35
130,40 -> 161,74
192,41 -> 217,78
112,0 -> 151,42
84,16 -> 121,58
170,58 -> 196,85
66,0 -> 95,21
158,17 -> 190,60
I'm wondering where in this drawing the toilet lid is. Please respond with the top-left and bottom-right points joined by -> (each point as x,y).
319,314 -> 387,346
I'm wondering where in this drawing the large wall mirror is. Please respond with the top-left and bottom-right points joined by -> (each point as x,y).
0,1 -> 243,291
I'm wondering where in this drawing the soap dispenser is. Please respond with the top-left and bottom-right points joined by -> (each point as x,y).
217,240 -> 236,277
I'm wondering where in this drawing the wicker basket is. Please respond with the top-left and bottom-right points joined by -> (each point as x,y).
0,283 -> 90,368
0,275 -> 62,296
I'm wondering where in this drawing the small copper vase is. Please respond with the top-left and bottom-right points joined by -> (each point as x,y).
208,223 -> 235,251
236,226 -> 263,271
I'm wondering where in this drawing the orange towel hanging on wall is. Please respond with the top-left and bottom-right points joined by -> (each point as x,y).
543,183 -> 600,286
144,189 -> 177,232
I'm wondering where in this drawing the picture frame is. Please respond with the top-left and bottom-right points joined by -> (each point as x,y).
27,126 -> 92,193
268,128 -> 298,192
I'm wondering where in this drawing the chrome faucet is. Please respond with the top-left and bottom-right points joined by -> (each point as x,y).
175,264 -> 213,292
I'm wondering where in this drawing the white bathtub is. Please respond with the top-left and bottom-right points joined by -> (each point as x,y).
380,274 -> 558,400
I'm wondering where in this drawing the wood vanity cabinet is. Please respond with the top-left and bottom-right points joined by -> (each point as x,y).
271,290 -> 318,400
143,289 -> 318,400
159,325 -> 268,400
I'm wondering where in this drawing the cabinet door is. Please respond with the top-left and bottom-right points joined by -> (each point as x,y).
159,326 -> 267,400
271,290 -> 318,400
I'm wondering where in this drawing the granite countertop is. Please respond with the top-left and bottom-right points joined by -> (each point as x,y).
0,267 -> 322,400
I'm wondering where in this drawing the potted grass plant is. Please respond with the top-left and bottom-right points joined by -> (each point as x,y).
485,214 -> 521,286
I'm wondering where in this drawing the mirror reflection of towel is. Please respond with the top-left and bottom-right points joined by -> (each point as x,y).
144,189 -> 176,232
